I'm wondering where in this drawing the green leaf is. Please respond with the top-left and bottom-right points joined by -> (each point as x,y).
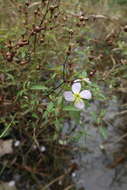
70,111 -> 81,123
47,102 -> 54,112
30,85 -> 48,90
99,126 -> 108,139
32,113 -> 39,119
16,89 -> 27,98
91,111 -> 97,121
21,51 -> 26,58
63,105 -> 80,111
57,96 -> 63,105
80,71 -> 87,78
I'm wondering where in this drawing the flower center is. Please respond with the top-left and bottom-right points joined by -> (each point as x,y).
74,93 -> 81,102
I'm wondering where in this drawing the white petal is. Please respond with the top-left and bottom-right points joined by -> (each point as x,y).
83,78 -> 91,84
63,91 -> 74,102
80,90 -> 92,99
72,83 -> 81,93
74,79 -> 81,82
74,99 -> 84,109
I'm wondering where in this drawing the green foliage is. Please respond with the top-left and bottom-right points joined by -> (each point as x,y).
0,0 -> 125,146
112,0 -> 127,5
0,0 -> 104,144
99,126 -> 108,139
0,0 -> 126,143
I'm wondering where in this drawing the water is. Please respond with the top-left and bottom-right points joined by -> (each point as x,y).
72,95 -> 127,190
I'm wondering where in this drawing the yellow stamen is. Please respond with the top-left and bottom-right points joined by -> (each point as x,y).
74,93 -> 81,102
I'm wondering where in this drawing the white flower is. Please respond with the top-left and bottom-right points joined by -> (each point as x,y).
83,78 -> 91,84
64,82 -> 92,109
74,78 -> 91,84
74,79 -> 81,83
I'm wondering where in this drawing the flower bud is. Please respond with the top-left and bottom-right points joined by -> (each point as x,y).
123,25 -> 127,32
79,16 -> 85,21
69,29 -> 73,35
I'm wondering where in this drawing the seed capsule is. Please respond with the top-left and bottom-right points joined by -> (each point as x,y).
79,16 -> 85,21
25,2 -> 29,7
69,29 -> 73,35
40,38 -> 44,43
34,10 -> 38,15
123,25 -> 127,32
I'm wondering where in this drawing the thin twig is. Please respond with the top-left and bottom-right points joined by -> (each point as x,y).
63,56 -> 68,81
41,174 -> 65,190
115,110 -> 127,117
44,81 -> 65,98
64,184 -> 74,190
0,114 -> 16,138
39,0 -> 50,26
113,133 -> 127,145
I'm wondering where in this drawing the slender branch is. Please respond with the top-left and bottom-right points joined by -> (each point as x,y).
63,55 -> 69,81
39,0 -> 50,26
64,184 -> 75,190
44,81 -> 65,98
0,114 -> 16,138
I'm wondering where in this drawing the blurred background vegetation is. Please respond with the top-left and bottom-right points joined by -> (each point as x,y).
1,0 -> 127,189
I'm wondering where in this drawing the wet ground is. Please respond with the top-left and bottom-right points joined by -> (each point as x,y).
72,93 -> 127,190
1,91 -> 127,190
